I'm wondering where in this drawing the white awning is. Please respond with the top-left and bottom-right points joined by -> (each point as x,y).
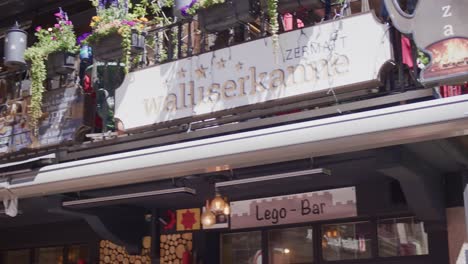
3,95 -> 468,199
0,154 -> 56,170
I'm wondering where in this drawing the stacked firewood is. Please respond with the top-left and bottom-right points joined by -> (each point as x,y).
160,233 -> 193,264
99,239 -> 151,264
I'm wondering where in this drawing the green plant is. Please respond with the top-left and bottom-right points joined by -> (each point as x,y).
267,0 -> 279,50
185,0 -> 225,16
84,0 -> 150,72
24,8 -> 78,131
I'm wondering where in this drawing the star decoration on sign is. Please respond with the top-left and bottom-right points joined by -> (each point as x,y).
181,210 -> 197,230
177,67 -> 187,79
235,61 -> 244,71
195,64 -> 208,79
217,58 -> 227,69
163,79 -> 170,89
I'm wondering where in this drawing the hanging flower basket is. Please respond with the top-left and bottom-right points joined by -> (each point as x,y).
198,0 -> 260,32
91,31 -> 145,62
46,51 -> 76,77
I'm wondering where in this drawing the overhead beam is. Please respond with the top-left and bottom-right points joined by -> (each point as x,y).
377,147 -> 445,222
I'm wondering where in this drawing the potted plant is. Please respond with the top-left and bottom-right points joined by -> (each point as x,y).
78,33 -> 93,63
268,0 -> 323,14
183,0 -> 260,32
24,8 -> 78,130
83,0 -> 150,72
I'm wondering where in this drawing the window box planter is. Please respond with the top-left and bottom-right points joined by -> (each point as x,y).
46,51 -> 76,77
198,0 -> 260,32
91,31 -> 145,62
261,0 -> 323,14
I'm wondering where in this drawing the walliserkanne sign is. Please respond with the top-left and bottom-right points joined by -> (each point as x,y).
115,12 -> 392,130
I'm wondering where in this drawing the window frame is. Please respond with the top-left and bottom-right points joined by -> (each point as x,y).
219,214 -> 434,264
0,243 -> 91,264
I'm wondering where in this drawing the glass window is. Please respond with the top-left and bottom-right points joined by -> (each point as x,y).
67,245 -> 89,264
2,249 -> 30,264
35,247 -> 64,264
268,227 -> 314,264
378,217 -> 429,257
322,221 -> 372,261
222,231 -> 262,264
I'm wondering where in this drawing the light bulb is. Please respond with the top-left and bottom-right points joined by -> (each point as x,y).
283,248 -> 290,254
223,204 -> 230,215
201,210 -> 216,227
211,193 -> 226,212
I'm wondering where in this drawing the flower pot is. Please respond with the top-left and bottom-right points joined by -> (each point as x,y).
92,31 -> 145,62
46,51 -> 76,77
80,45 -> 93,63
198,0 -> 260,32
261,0 -> 323,14
4,23 -> 27,69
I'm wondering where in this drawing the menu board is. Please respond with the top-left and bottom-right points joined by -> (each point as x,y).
0,85 -> 86,156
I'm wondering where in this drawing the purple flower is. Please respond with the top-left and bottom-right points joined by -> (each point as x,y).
180,0 -> 198,16
110,0 -> 119,8
54,12 -> 63,18
77,32 -> 91,45
54,23 -> 61,28
123,20 -> 136,27
35,26 -> 42,32
98,0 -> 105,9
65,21 -> 72,26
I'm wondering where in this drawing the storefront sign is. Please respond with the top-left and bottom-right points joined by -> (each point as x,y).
115,12 -> 392,130
230,187 -> 357,229
384,0 -> 468,85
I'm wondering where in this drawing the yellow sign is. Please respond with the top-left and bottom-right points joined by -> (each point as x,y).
176,208 -> 201,231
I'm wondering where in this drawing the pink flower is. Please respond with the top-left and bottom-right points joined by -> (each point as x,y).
65,21 -> 72,26
54,12 -> 63,18
51,36 -> 57,40
54,23 -> 61,28
35,26 -> 42,32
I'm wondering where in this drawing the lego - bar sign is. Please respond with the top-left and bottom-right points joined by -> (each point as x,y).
230,187 -> 357,229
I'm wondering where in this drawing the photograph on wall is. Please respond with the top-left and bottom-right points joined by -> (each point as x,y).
160,233 -> 193,264
176,208 -> 201,231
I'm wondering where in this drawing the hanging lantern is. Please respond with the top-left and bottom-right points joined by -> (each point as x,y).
211,192 -> 226,212
223,199 -> 230,216
201,200 -> 216,227
80,45 -> 93,63
4,22 -> 27,69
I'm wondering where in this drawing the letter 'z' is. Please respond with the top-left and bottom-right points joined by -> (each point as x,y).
384,0 -> 468,85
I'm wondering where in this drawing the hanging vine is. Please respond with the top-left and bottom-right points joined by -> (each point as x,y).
267,0 -> 279,50
24,8 -> 78,131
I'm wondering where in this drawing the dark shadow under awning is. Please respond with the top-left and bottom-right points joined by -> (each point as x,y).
0,154 -> 56,179
62,187 -> 197,209
215,168 -> 331,201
